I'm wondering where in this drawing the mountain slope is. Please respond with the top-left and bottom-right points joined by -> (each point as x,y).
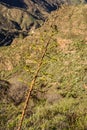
0,4 -> 87,130
0,3 -> 41,46
0,0 -> 87,46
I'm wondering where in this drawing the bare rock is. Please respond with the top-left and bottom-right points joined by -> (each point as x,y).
7,80 -> 28,105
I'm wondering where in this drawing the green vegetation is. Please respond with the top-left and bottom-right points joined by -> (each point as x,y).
0,4 -> 87,130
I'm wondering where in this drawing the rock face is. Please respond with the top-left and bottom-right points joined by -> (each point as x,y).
0,0 -> 27,8
0,0 -> 86,11
0,80 -> 10,100
0,79 -> 28,106
0,0 -> 67,32
0,0 -> 87,46
0,13 -> 21,46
